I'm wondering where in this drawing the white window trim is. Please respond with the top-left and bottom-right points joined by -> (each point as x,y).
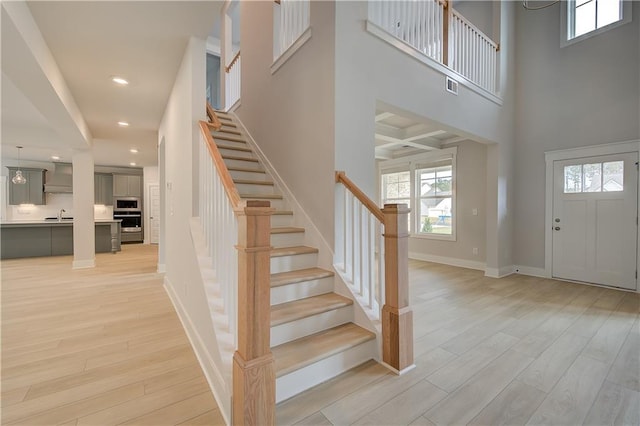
379,148 -> 457,242
561,0 -> 632,48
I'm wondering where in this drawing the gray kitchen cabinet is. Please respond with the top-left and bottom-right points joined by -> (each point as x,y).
113,174 -> 141,197
51,226 -> 74,256
7,168 -> 46,205
94,173 -> 113,205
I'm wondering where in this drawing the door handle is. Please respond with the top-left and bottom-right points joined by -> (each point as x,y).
554,226 -> 561,231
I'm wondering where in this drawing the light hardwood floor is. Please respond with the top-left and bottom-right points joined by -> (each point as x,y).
278,260 -> 640,426
1,244 -> 224,425
3,247 -> 639,425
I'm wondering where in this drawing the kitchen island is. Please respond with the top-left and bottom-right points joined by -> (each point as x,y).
0,220 -> 122,259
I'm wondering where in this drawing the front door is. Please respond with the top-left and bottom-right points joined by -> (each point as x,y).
552,152 -> 638,290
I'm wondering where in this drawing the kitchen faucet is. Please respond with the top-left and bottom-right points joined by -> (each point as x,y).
58,209 -> 66,222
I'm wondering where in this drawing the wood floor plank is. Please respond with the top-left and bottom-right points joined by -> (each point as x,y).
353,379 -> 447,425
424,350 -> 535,425
583,380 -> 640,426
119,391 -> 218,425
606,318 -> 640,391
426,332 -> 519,392
468,380 -> 547,426
321,348 -> 456,426
294,411 -> 334,425
517,331 -> 590,392
177,409 -> 226,425
581,311 -> 635,364
526,355 -> 610,425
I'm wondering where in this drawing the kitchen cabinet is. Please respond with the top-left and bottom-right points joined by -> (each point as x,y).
7,168 -> 46,205
94,173 -> 113,205
113,174 -> 142,197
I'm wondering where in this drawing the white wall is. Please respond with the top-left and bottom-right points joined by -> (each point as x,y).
452,1 -> 496,40
408,140 -> 487,265
157,37 -> 231,422
334,1 -> 517,274
513,3 -> 640,269
237,0 -> 336,243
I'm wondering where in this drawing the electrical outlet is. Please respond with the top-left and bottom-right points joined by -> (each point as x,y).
472,208 -> 478,216
472,247 -> 479,256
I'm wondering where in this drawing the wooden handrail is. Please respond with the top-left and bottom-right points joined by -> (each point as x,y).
451,8 -> 499,48
199,120 -> 241,208
335,171 -> 384,223
206,102 -> 222,131
225,50 -> 241,74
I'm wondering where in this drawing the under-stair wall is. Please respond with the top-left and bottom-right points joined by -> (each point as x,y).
237,0 -> 336,248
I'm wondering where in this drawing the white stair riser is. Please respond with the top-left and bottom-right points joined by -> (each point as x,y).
228,170 -> 269,181
270,276 -> 335,305
236,183 -> 278,195
271,214 -> 294,227
275,339 -> 376,403
271,253 -> 318,274
222,158 -> 262,169
270,231 -> 305,248
218,148 -> 255,159
212,138 -> 246,149
271,305 -> 353,347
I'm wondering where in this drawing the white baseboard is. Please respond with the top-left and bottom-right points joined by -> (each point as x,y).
163,277 -> 231,425
409,252 -> 486,271
157,263 -> 166,273
72,258 -> 95,269
514,265 -> 548,278
485,265 -> 515,278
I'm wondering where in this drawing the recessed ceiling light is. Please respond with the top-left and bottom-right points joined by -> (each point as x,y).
129,148 -> 138,153
111,76 -> 129,85
129,162 -> 136,166
51,155 -> 60,160
118,121 -> 129,127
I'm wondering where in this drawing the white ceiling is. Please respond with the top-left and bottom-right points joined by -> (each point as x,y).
1,1 -> 221,168
374,108 -> 469,160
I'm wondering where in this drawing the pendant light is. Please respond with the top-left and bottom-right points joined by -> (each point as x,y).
11,146 -> 27,185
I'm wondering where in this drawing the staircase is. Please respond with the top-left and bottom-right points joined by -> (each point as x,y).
209,111 -> 376,403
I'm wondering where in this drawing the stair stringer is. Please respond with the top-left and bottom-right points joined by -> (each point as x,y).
228,112 -> 383,363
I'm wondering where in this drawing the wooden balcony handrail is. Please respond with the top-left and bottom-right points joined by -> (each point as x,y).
335,171 -> 385,223
450,7 -> 499,48
199,120 -> 241,208
206,102 -> 222,131
225,50 -> 241,74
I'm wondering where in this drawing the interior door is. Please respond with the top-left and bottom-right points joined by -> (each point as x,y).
552,152 -> 638,290
149,184 -> 160,244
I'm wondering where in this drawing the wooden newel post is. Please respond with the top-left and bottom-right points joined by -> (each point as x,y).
381,203 -> 414,373
233,200 -> 275,425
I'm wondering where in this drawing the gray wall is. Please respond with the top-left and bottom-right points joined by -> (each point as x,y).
237,0 -> 336,243
453,1 -> 496,40
513,3 -> 640,269
408,140 -> 487,262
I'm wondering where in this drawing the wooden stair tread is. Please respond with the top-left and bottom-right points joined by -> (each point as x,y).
272,323 -> 375,377
213,135 -> 246,144
271,293 -> 352,327
272,210 -> 293,216
217,114 -> 233,121
270,226 -> 304,234
227,166 -> 266,174
271,246 -> 318,258
216,144 -> 252,153
239,193 -> 283,200
220,122 -> 237,128
271,267 -> 334,288
234,179 -> 274,186
222,155 -> 259,163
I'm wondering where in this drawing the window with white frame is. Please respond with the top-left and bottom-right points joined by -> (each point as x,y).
563,0 -> 631,45
379,149 -> 456,240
